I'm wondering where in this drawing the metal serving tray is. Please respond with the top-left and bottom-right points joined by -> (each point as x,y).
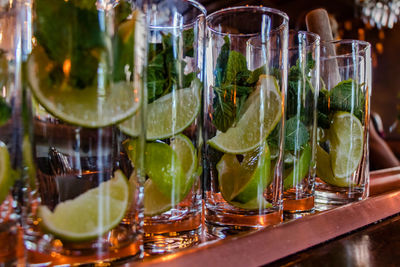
127,167 -> 400,267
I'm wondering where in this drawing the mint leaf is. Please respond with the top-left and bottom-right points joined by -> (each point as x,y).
183,29 -> 195,57
330,79 -> 364,119
225,51 -> 250,84
212,96 -> 236,132
0,97 -> 11,126
146,29 -> 197,103
35,0 -> 106,89
214,36 -> 230,87
267,118 -> 309,151
284,117 -> 310,151
286,58 -> 314,125
246,65 -> 281,85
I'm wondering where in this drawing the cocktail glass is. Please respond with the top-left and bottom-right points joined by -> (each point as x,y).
0,0 -> 26,265
315,39 -> 371,209
24,0 -> 146,264
120,0 -> 206,254
282,30 -> 320,218
204,6 -> 288,236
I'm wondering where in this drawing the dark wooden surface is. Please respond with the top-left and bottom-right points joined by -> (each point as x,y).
268,214 -> 400,267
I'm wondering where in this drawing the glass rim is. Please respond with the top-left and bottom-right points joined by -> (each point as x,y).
148,0 -> 206,30
288,30 -> 320,50
206,5 -> 289,37
321,39 -> 371,59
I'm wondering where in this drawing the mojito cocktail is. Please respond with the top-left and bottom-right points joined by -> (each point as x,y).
25,0 -> 146,264
282,31 -> 319,217
120,0 -> 206,254
315,40 -> 371,207
204,6 -> 288,232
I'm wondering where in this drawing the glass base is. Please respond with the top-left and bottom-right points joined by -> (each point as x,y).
144,228 -> 202,256
144,212 -> 202,255
26,235 -> 142,266
205,222 -> 259,240
283,195 -> 314,213
283,209 -> 315,221
27,241 -> 142,266
205,207 -> 282,228
315,181 -> 366,211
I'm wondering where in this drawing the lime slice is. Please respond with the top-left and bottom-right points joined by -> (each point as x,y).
119,80 -> 201,140
283,144 -> 311,190
316,145 -> 352,187
170,134 -> 197,196
144,179 -> 173,216
217,143 -> 272,206
38,170 -> 129,241
144,142 -> 185,202
330,112 -> 363,179
208,75 -> 282,154
0,141 -> 12,204
124,135 -> 198,215
27,45 -> 140,128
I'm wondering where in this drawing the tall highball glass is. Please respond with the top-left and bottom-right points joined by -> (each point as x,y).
315,40 -> 371,209
120,0 -> 206,254
0,1 -> 26,265
282,30 -> 320,218
204,6 -> 288,235
24,0 -> 147,265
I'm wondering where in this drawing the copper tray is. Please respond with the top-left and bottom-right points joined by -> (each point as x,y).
127,167 -> 400,267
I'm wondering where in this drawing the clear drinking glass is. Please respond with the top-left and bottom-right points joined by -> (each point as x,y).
24,0 -> 146,264
120,0 -> 206,254
0,1 -> 25,265
282,30 -> 320,219
204,6 -> 288,235
315,40 -> 371,209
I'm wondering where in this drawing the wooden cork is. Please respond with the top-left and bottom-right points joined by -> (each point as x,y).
306,8 -> 340,88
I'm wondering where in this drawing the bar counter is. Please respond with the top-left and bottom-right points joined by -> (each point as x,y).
127,167 -> 400,267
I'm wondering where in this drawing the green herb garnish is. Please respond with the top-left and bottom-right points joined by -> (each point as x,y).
211,37 -> 270,132
0,97 -> 11,127
146,30 -> 196,103
35,0 -> 107,89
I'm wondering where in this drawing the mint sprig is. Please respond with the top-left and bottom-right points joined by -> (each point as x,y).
212,37 -> 268,132
317,79 -> 365,129
147,30 -> 196,103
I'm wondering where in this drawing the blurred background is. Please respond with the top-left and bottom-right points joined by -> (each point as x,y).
200,0 -> 400,168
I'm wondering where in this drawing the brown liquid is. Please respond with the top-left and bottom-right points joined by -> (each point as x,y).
283,195 -> 314,212
28,240 -> 141,266
206,193 -> 282,227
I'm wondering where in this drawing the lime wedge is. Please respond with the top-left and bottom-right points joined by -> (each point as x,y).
27,45 -> 140,128
142,135 -> 198,215
144,179 -> 173,216
208,75 -> 282,154
217,143 -> 272,207
316,145 -> 352,187
170,134 -> 198,196
0,141 -> 12,204
144,142 -> 185,203
124,135 -> 198,215
38,170 -> 129,241
119,80 -> 201,140
283,144 -> 312,190
330,112 -> 363,179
